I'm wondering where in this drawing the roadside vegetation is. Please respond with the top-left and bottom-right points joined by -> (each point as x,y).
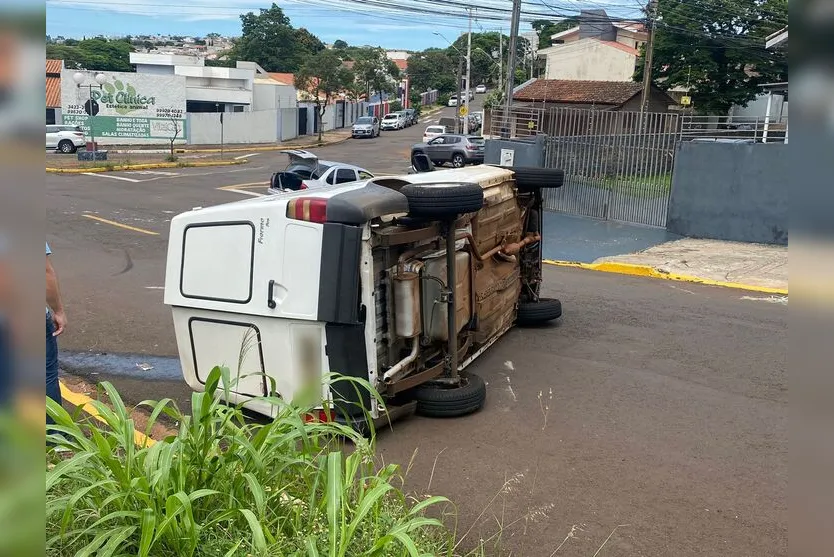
46,367 -> 460,556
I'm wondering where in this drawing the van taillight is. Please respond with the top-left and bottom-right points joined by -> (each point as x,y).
286,197 -> 327,223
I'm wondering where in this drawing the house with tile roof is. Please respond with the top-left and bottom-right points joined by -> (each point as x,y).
513,79 -> 674,113
46,59 -> 63,124
538,10 -> 647,82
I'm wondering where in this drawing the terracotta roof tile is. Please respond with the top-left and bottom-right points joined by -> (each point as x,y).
597,40 -> 639,56
268,72 -> 295,85
393,59 -> 407,71
46,76 -> 61,108
513,79 -> 643,105
46,58 -> 62,75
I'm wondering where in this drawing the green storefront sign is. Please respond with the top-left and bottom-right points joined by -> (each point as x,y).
63,114 -> 187,140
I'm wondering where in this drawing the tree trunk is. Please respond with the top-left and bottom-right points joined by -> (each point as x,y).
317,101 -> 324,143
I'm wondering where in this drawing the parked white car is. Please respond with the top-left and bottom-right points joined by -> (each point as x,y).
351,116 -> 380,138
268,150 -> 374,193
380,113 -> 407,130
46,124 -> 86,153
422,125 -> 446,143
475,84 -> 487,94
447,95 -> 458,107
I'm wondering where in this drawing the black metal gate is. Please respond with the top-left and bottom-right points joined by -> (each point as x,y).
298,107 -> 308,136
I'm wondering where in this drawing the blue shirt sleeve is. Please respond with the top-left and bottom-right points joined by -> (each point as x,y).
46,242 -> 51,255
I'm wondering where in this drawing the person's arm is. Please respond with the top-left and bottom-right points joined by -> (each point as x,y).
46,255 -> 66,336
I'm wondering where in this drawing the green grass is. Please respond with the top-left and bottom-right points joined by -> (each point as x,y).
46,368 -> 457,556
567,173 -> 673,198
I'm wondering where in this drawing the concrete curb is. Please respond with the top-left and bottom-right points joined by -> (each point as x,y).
46,159 -> 248,174
59,380 -> 156,447
544,259 -> 789,295
106,134 -> 354,155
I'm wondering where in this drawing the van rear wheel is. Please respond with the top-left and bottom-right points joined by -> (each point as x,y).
400,182 -> 484,218
413,373 -> 486,418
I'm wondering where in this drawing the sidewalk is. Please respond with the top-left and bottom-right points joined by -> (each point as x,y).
108,129 -> 354,154
595,238 -> 788,292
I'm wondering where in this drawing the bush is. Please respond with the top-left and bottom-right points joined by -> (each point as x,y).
165,154 -> 178,163
46,367 -> 454,556
389,100 -> 403,112
437,93 -> 450,107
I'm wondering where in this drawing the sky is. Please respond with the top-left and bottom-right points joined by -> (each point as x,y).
46,0 -> 644,51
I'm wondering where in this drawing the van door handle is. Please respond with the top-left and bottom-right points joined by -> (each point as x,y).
267,280 -> 277,309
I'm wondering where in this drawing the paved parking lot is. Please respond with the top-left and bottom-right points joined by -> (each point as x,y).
47,97 -> 786,556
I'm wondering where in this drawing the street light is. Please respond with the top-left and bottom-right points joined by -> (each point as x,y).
73,72 -> 107,151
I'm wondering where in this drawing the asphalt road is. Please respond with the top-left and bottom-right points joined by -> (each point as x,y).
46,94 -> 786,555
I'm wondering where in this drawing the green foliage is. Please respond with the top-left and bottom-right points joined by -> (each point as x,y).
332,39 -> 349,49
409,91 -> 423,113
352,47 -> 400,101
483,89 -> 504,110
531,18 -> 580,50
638,0 -> 788,114
449,32 -> 527,88
407,48 -> 457,94
229,3 -> 324,72
389,100 -> 403,112
295,50 -> 355,141
437,93 -> 451,107
46,37 -> 133,72
46,367 -> 454,556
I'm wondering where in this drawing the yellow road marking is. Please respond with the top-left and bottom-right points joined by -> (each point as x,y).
83,214 -> 159,236
544,259 -> 788,295
59,380 -> 156,447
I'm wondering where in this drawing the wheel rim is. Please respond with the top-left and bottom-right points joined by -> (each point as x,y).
452,155 -> 464,167
61,142 -> 72,153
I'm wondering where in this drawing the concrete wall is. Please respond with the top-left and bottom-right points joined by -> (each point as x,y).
188,110 -> 281,144
484,135 -> 547,167
253,82 -> 297,111
543,39 -> 636,81
667,142 -> 788,245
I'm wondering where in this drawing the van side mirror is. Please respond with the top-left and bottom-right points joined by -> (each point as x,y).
412,153 -> 435,173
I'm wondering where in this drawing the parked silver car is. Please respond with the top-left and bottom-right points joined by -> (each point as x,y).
351,116 -> 380,138
411,134 -> 485,168
269,150 -> 374,193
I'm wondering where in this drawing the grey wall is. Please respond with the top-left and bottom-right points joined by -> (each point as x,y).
667,142 -> 788,245
485,135 -> 547,167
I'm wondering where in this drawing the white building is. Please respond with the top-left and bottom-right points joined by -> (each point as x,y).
129,52 -> 296,113
538,11 -> 647,82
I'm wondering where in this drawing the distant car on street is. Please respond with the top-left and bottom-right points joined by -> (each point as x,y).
447,95 -> 458,107
46,124 -> 86,153
351,116 -> 380,138
268,150 -> 374,193
411,134 -> 485,168
402,108 -> 418,126
475,84 -> 487,94
381,112 -> 407,130
422,125 -> 446,143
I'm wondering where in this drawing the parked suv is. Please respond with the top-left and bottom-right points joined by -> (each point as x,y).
46,124 -> 86,153
380,113 -> 406,130
411,134 -> 485,168
351,116 -> 379,138
403,108 -> 418,126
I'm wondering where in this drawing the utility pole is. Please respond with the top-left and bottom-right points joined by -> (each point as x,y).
640,0 -> 658,113
503,0 -> 522,138
498,32 -> 503,93
455,56 -> 464,134
464,7 -> 472,134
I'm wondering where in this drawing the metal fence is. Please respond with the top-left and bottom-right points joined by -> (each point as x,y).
680,114 -> 788,143
541,107 -> 680,227
487,106 -> 545,139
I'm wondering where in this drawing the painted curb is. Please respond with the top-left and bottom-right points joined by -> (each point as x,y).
172,134 -> 353,154
544,259 -> 789,295
59,380 -> 156,447
46,159 -> 247,174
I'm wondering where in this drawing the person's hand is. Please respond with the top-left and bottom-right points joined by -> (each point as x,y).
51,310 -> 66,336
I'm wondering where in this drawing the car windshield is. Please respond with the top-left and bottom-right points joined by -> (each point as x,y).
286,162 -> 330,180
382,114 -> 398,120
355,117 -> 373,125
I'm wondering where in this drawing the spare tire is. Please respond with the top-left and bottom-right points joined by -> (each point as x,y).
511,167 -> 565,192
412,373 -> 486,418
516,298 -> 562,326
401,182 -> 484,218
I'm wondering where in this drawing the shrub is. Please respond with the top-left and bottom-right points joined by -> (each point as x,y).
437,93 -> 451,107
389,100 -> 403,112
46,367 -> 453,556
165,154 -> 178,163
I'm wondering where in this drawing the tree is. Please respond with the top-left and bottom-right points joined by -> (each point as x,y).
352,47 -> 400,105
447,32 -> 529,88
333,39 -> 349,49
531,18 -> 580,50
45,38 -> 133,71
407,48 -> 456,93
166,117 -> 181,162
295,50 -> 354,142
637,0 -> 788,114
206,32 -> 221,46
230,3 -> 323,72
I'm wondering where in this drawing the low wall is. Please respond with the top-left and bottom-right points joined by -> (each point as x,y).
188,110 -> 280,145
667,142 -> 788,245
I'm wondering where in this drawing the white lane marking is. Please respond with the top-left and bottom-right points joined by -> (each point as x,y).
81,172 -> 141,183
145,286 -> 165,290
234,153 -> 261,160
740,295 -> 788,305
130,170 -> 180,176
223,188 -> 265,197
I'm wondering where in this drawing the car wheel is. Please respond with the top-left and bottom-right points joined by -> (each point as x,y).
412,373 -> 486,418
516,298 -> 562,326
58,140 -> 76,154
511,167 -> 565,192
400,182 -> 484,218
451,153 -> 466,168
